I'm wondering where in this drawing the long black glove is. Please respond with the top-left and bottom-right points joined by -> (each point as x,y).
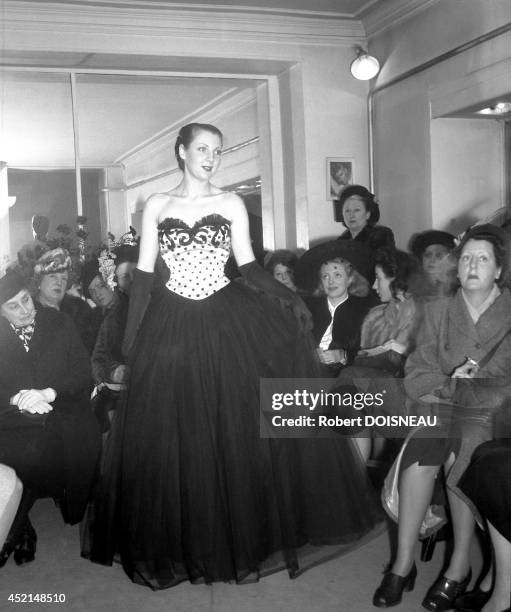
121,268 -> 154,360
239,260 -> 312,333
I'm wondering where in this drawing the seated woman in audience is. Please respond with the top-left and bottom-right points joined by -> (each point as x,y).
357,248 -> 417,375
336,248 -> 417,461
409,229 -> 457,300
80,258 -> 118,350
0,271 -> 101,567
80,258 -> 117,313
34,248 -> 95,353
373,224 -> 511,610
91,244 -> 138,431
264,249 -> 298,292
295,240 -> 374,374
335,185 -> 395,253
456,440 -> 511,612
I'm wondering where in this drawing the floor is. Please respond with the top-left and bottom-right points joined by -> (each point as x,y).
0,498 -> 485,612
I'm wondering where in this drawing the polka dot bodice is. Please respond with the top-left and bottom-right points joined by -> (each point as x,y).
158,214 -> 231,300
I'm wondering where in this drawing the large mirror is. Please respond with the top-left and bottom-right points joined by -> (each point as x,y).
1,70 -> 263,263
1,70 -> 77,261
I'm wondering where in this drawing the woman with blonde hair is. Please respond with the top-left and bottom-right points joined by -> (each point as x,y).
295,240 -> 375,373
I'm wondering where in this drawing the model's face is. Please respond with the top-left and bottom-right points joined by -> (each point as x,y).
115,261 -> 136,295
273,263 -> 296,291
342,197 -> 370,235
1,289 -> 36,327
88,275 -> 115,309
320,261 -> 351,302
39,271 -> 68,307
180,129 -> 222,179
373,265 -> 394,303
422,244 -> 450,277
458,239 -> 501,295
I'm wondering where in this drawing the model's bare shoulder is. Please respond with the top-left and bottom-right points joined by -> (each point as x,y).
143,192 -> 171,222
218,191 -> 245,218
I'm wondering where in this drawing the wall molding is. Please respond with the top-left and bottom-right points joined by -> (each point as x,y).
2,1 -> 366,47
22,0 -> 365,20
361,0 -> 441,38
430,56 -> 511,119
116,87 -> 252,163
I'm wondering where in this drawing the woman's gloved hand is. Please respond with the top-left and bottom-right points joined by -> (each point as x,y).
10,388 -> 55,414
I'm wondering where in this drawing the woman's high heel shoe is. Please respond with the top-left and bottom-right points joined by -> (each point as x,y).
373,563 -> 417,608
454,586 -> 491,611
12,520 -> 36,566
422,569 -> 472,611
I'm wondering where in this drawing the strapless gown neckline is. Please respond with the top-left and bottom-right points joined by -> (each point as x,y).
157,213 -> 231,231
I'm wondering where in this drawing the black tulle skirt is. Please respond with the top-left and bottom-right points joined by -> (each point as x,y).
82,281 -> 382,589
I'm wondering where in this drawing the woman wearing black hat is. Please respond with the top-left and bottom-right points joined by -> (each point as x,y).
0,271 -> 100,567
373,224 -> 511,610
335,185 -> 395,253
408,229 -> 458,300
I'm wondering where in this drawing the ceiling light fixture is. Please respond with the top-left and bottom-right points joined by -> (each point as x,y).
350,46 -> 380,81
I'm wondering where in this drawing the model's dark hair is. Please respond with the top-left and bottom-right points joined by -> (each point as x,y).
374,248 -> 414,298
174,123 -> 223,171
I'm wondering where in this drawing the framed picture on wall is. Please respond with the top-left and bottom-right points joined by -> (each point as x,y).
327,157 -> 355,200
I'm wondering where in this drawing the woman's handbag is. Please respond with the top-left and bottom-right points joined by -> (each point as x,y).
381,425 -> 447,538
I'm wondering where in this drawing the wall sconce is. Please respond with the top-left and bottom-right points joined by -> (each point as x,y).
350,46 -> 380,80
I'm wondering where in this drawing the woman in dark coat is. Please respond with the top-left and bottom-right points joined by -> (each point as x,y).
335,185 -> 395,253
373,224 -> 511,610
91,244 -> 138,431
0,271 -> 100,566
33,247 -> 96,354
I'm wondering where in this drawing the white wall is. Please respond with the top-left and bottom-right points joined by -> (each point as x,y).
368,0 -> 511,248
301,46 -> 370,246
431,118 -> 504,233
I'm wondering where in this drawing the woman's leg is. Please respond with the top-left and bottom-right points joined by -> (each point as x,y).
3,487 -> 37,547
482,521 -> 511,612
442,487 -> 475,581
391,462 -> 439,575
0,465 -> 23,549
354,435 -> 372,463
